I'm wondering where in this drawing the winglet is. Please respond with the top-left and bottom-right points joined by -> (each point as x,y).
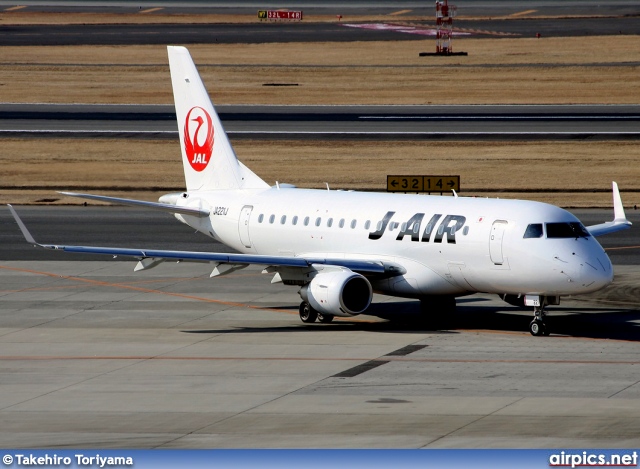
584,182 -> 632,237
7,204 -> 38,246
612,181 -> 627,222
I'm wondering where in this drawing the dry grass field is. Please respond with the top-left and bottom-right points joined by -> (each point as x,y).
0,12 -> 638,207
1,37 -> 638,105
1,139 -> 638,208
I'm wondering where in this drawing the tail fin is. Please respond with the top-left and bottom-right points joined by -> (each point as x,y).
167,46 -> 268,191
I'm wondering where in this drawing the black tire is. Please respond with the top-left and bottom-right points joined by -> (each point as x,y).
299,302 -> 318,323
529,319 -> 546,336
317,313 -> 334,323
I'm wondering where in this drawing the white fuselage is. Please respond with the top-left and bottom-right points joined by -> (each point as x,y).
175,188 -> 613,299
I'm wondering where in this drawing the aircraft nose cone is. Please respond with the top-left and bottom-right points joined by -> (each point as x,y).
579,255 -> 613,292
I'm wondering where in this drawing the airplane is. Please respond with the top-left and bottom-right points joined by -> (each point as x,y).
8,45 -> 632,336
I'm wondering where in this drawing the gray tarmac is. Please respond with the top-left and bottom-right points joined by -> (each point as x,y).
1,18 -> 638,47
1,206 -> 640,448
2,104 -> 639,141
0,260 -> 639,448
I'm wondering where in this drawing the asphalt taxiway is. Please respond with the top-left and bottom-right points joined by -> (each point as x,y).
2,104 -> 639,140
1,17 -> 639,47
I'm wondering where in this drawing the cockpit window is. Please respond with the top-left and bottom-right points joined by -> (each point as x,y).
546,222 -> 590,239
523,223 -> 543,239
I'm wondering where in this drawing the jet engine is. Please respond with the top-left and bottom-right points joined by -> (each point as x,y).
300,270 -> 372,317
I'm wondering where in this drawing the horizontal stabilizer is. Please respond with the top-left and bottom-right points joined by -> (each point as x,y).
59,192 -> 209,218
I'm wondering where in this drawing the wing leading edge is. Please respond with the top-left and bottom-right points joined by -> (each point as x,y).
7,205 -> 405,278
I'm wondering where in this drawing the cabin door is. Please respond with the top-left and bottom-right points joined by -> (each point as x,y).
238,205 -> 253,248
489,220 -> 508,265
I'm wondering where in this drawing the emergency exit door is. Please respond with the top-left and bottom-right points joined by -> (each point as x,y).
238,205 -> 253,248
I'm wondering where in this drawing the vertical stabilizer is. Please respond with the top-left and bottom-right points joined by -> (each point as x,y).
167,46 -> 268,191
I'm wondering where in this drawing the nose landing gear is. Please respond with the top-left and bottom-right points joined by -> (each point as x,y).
529,313 -> 548,336
526,295 -> 559,336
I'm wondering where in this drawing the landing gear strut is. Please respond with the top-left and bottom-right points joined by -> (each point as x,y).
317,312 -> 335,323
528,297 -> 554,336
299,301 -> 334,324
529,308 -> 548,336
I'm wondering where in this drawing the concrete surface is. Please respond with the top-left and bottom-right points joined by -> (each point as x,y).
0,260 -> 639,448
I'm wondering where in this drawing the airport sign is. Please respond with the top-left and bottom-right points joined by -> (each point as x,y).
387,175 -> 460,193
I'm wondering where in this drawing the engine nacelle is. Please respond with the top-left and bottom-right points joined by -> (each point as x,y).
300,270 -> 372,317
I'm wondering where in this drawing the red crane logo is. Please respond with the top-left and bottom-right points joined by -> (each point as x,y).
184,106 -> 214,172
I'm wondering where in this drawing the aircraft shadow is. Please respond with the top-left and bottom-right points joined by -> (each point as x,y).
183,299 -> 640,341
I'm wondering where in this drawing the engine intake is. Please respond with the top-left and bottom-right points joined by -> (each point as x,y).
300,270 -> 372,317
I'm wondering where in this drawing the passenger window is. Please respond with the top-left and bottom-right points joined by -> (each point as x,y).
351,219 -> 357,229
258,214 -> 264,223
280,215 -> 286,225
376,221 -> 382,231
339,219 -> 345,228
304,216 -> 310,226
523,223 -> 543,238
413,224 -> 420,234
292,216 -> 298,225
327,218 -> 333,227
364,220 -> 371,230
315,217 -> 322,227
269,214 -> 275,224
425,223 -> 434,236
463,226 -> 469,236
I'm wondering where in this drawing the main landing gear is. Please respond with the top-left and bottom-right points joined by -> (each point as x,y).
299,301 -> 334,324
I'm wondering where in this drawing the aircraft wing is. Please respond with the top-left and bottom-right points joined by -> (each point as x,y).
7,205 -> 404,277
584,182 -> 632,237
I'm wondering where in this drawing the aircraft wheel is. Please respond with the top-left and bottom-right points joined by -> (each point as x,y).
529,319 -> 546,336
317,313 -> 334,323
299,302 -> 318,323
